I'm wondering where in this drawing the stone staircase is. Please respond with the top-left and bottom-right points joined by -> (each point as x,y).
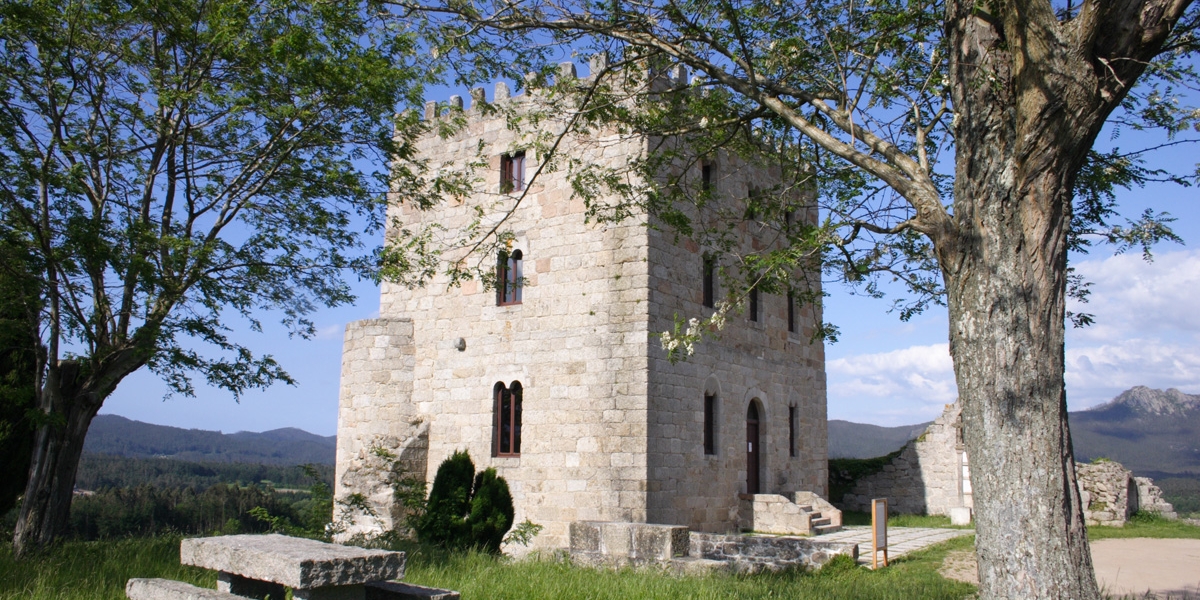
738,491 -> 843,536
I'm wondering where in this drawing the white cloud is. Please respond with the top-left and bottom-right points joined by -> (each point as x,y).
827,344 -> 957,424
1069,249 -> 1200,343
1065,339 -> 1200,409
314,323 -> 345,340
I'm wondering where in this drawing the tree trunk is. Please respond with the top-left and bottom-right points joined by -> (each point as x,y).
12,360 -> 103,558
944,185 -> 1098,599
944,2 -> 1115,598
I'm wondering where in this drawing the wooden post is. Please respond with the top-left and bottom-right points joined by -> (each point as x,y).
871,498 -> 889,569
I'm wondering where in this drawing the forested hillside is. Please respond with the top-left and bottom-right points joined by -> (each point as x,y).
75,454 -> 334,492
85,415 -> 336,465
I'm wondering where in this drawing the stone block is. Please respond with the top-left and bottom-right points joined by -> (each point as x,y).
181,535 -> 405,590
949,507 -> 972,526
126,578 -> 243,600
568,521 -> 601,553
365,581 -> 461,600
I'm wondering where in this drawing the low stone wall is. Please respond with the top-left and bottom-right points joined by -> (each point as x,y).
568,521 -> 690,567
567,521 -> 856,573
688,532 -> 857,573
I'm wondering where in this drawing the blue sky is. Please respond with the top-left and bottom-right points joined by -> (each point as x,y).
101,172 -> 1200,436
101,88 -> 1200,436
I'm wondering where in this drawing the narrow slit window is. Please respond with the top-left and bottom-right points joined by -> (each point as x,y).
497,249 -> 523,305
494,381 -> 522,457
702,256 -> 715,308
703,393 -> 716,455
501,151 -> 525,193
788,406 -> 797,457
701,163 -> 713,191
749,285 -> 759,322
787,290 -> 796,333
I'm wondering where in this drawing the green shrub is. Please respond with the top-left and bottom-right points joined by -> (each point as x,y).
415,451 -> 516,553
469,468 -> 515,553
417,450 -> 475,548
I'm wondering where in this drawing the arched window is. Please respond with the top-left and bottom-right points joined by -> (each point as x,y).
501,151 -> 525,193
497,249 -> 523,305
494,381 -> 522,457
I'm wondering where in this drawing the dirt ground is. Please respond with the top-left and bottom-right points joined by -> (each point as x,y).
940,538 -> 1200,599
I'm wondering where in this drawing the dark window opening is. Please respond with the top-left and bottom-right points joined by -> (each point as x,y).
788,406 -> 797,457
702,256 -> 715,308
787,290 -> 796,333
494,381 -> 523,457
745,188 -> 759,221
501,152 -> 525,193
748,285 -> 759,322
784,209 -> 793,231
703,393 -> 716,455
497,249 -> 523,305
701,163 -> 713,191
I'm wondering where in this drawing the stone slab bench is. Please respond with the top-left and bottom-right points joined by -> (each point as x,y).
365,581 -> 461,600
126,578 -> 244,600
182,534 -> 405,592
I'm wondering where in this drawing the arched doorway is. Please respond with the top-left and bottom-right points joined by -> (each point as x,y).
746,401 -> 761,494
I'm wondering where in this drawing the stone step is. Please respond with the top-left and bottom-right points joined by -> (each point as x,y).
670,556 -> 734,576
811,517 -> 832,527
797,505 -> 814,513
814,524 -> 842,535
126,578 -> 243,600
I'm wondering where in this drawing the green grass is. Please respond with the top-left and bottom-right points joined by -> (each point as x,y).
1087,512 -> 1200,540
0,536 -> 215,600
841,512 -> 973,529
0,534 -> 977,600
388,535 -> 976,600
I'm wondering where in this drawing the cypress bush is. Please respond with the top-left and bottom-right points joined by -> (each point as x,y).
417,450 -> 475,547
469,468 -> 515,553
415,451 -> 515,553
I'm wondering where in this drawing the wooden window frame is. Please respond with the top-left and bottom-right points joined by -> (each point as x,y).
493,381 -> 523,457
501,151 -> 526,193
497,249 -> 523,306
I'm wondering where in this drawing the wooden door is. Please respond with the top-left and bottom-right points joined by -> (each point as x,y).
746,402 -> 761,494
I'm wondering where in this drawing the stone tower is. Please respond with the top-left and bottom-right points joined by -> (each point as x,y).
335,64 -> 830,549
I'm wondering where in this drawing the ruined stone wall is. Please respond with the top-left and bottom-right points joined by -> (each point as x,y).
643,148 -> 828,533
334,318 -> 424,538
1077,461 -> 1140,526
837,402 -> 1177,525
840,402 -> 970,516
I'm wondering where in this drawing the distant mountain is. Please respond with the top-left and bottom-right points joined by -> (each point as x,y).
84,414 -> 336,466
828,419 -> 931,459
829,386 -> 1200,473
1069,386 -> 1200,475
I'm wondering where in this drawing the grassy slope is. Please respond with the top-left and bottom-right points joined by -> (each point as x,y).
1087,513 -> 1200,540
0,535 -> 974,600
0,537 -> 215,600
5,518 -> 1195,600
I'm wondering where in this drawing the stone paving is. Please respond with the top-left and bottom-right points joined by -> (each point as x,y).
816,526 -> 974,568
